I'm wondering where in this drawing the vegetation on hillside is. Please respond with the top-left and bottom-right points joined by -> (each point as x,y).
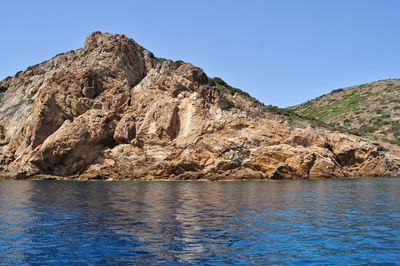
291,79 -> 400,145
207,77 -> 359,133
208,77 -> 261,102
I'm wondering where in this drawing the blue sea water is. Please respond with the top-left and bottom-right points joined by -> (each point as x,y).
0,178 -> 399,265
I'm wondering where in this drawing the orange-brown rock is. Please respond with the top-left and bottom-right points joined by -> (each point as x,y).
0,32 -> 400,180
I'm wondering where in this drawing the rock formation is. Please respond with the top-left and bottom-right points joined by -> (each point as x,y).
0,32 -> 400,180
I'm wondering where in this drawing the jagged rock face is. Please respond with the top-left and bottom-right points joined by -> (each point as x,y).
1,32 -> 400,180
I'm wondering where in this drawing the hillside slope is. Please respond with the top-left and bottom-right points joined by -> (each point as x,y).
291,80 -> 400,145
1,32 -> 400,180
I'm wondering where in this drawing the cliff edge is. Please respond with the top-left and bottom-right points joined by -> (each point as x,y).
1,32 -> 400,180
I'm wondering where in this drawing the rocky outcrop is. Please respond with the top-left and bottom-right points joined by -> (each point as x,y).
1,32 -> 400,180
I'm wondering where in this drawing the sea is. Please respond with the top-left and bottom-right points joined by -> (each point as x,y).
0,178 -> 399,265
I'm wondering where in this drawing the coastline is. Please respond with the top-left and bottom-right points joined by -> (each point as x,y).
1,172 -> 398,181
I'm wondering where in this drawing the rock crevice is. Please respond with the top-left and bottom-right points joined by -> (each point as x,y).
1,32 -> 400,180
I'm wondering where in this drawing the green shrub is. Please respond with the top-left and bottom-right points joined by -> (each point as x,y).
331,88 -> 344,94
80,50 -> 90,59
209,77 -> 252,98
36,69 -> 46,75
155,57 -> 168,63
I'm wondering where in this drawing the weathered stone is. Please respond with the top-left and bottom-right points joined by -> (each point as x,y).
114,112 -> 136,144
0,32 -> 400,180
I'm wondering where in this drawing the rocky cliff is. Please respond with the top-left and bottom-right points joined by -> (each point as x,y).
1,32 -> 400,180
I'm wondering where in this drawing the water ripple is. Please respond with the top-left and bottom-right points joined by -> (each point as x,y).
0,178 -> 399,265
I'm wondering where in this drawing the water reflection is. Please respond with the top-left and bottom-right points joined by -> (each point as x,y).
0,179 -> 399,265
0,181 -> 34,265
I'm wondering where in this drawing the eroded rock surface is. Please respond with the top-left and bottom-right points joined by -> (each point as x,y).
1,32 -> 400,180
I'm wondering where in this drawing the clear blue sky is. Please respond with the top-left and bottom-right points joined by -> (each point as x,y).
2,0 -> 400,107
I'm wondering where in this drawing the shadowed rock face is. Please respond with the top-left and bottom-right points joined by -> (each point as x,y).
1,31 -> 400,180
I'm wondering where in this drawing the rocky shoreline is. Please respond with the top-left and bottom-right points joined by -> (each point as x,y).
1,32 -> 400,180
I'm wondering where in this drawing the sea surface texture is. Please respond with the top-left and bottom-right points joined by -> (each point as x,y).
0,178 -> 399,265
